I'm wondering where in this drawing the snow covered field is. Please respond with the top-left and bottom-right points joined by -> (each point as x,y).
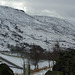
0,53 -> 53,74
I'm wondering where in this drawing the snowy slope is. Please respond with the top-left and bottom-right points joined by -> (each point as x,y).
0,6 -> 75,51
34,16 -> 75,35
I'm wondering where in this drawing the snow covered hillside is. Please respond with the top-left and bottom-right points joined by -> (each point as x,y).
0,6 -> 75,51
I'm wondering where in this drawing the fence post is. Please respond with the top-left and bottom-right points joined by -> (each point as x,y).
23,61 -> 26,75
26,64 -> 30,75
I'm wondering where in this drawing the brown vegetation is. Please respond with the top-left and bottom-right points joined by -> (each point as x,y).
15,67 -> 50,75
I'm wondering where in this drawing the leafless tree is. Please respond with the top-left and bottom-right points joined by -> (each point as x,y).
29,44 -> 44,69
52,41 -> 61,65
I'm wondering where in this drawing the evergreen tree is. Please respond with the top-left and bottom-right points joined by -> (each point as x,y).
53,49 -> 75,75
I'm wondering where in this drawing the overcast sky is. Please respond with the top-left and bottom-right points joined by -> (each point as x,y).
0,0 -> 75,22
